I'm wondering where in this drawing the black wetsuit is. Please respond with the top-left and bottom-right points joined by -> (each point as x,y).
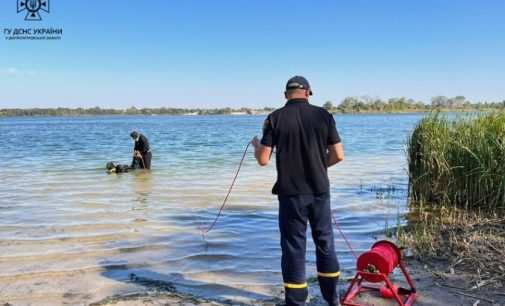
132,134 -> 152,169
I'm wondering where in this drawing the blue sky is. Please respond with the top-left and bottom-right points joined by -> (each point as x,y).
1,0 -> 504,108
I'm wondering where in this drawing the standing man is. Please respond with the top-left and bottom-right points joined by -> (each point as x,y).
130,131 -> 152,170
252,76 -> 344,306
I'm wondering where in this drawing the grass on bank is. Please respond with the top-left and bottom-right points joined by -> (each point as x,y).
408,112 -> 505,212
400,112 -> 505,282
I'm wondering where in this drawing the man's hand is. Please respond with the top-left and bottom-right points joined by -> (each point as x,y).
251,136 -> 272,166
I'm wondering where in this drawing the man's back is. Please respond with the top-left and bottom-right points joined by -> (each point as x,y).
262,98 -> 341,195
134,134 -> 150,152
253,76 -> 344,306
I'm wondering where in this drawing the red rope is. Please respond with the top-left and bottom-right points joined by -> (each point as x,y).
200,141 -> 359,261
332,214 -> 359,259
201,142 -> 251,237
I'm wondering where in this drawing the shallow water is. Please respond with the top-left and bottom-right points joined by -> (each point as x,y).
0,114 -> 422,305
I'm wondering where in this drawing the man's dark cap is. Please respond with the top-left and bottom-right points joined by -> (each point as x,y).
286,76 -> 313,95
130,131 -> 139,139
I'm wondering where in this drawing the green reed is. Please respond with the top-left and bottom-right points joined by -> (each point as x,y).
408,112 -> 505,213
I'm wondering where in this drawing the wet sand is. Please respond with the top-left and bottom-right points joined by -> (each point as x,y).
2,259 -> 502,306
90,260 -> 504,306
91,260 -> 505,306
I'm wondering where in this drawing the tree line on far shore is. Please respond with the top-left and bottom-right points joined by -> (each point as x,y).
0,106 -> 275,117
322,95 -> 505,113
1,96 -> 504,117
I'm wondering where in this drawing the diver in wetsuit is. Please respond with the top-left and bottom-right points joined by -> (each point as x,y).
130,131 -> 152,170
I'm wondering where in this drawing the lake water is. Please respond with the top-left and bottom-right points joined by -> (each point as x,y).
0,114 -> 423,305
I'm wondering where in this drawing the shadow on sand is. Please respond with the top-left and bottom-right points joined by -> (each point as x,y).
96,261 -> 282,305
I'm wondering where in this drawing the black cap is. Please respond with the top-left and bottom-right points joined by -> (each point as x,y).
286,75 -> 313,95
130,131 -> 139,139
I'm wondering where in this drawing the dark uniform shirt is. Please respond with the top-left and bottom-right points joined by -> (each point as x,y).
261,98 -> 341,195
134,134 -> 150,153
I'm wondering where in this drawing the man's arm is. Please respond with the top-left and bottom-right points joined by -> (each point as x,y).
327,142 -> 344,167
326,112 -> 343,167
252,115 -> 274,166
252,136 -> 272,166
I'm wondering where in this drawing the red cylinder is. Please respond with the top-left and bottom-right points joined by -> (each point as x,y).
356,240 -> 401,282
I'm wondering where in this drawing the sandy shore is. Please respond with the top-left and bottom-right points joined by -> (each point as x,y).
91,260 -> 505,306
94,260 -> 504,306
3,259 -> 501,306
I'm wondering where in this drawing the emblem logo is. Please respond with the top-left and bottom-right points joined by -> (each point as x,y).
17,0 -> 50,21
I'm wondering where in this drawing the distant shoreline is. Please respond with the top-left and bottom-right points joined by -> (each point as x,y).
0,108 -> 502,118
2,96 -> 504,117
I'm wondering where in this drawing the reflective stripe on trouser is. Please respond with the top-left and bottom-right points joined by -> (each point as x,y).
318,270 -> 340,306
318,271 -> 340,278
284,282 -> 308,289
278,192 -> 340,306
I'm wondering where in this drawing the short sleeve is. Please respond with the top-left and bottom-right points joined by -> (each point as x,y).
260,115 -> 274,147
327,114 -> 341,145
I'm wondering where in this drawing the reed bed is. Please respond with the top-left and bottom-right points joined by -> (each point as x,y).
408,112 -> 505,212
402,112 -> 505,284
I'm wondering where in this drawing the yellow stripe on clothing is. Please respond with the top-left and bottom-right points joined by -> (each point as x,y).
283,282 -> 308,289
317,271 -> 341,278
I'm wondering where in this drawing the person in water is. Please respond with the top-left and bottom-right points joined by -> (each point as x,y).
106,161 -> 133,173
252,76 -> 345,306
130,131 -> 152,170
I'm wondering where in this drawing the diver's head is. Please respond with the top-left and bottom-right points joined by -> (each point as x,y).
130,131 -> 140,141
106,161 -> 117,173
